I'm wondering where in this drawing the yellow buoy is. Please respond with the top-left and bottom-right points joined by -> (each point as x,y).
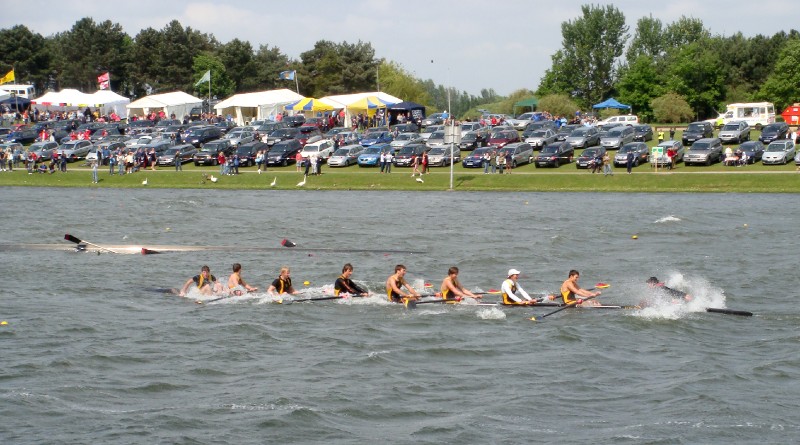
303,281 -> 310,286
632,235 -> 639,240
0,321 -> 8,325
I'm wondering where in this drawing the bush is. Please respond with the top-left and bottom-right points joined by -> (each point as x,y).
651,92 -> 694,123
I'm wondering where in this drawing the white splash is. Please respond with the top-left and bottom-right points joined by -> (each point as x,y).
635,272 -> 726,320
654,215 -> 681,223
477,307 -> 506,320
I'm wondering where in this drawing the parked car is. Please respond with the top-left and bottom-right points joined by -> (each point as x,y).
393,143 -> 427,167
390,132 -> 422,150
390,123 -> 419,133
684,138 -> 723,166
614,142 -> 649,167
158,144 -> 197,166
127,120 -> 155,135
283,115 -> 305,127
266,128 -> 300,146
420,125 -> 443,141
185,126 -> 223,148
524,129 -> 557,149
143,139 -> 175,155
327,144 -> 364,167
487,129 -> 520,149
361,131 -> 392,147
575,146 -> 606,169
534,141 -> 574,167
334,131 -> 361,147
300,139 -> 335,164
421,113 -> 446,127
266,139 -> 303,166
501,142 -> 534,168
762,140 -> 795,165
89,141 -> 125,164
758,122 -> 789,144
506,112 -> 542,131
738,141 -> 765,164
554,124 -> 580,141
324,127 -> 350,139
192,139 -> 234,165
795,149 -> 800,166
58,140 -> 93,162
301,117 -> 325,129
651,140 -> 685,168
462,147 -> 493,168
426,131 -> 446,150
632,124 -> 654,142
598,114 -> 639,126
215,121 -> 238,134
682,121 -> 714,146
459,129 -> 490,151
459,122 -> 483,136
718,121 -> 751,144
0,142 -> 23,161
297,126 -> 323,146
600,125 -> 635,150
566,126 -> 601,149
126,135 -> 154,149
7,128 -> 37,144
235,141 -> 266,167
224,129 -> 255,147
28,141 -> 59,161
357,144 -> 391,167
427,144 -> 461,166
521,120 -> 558,139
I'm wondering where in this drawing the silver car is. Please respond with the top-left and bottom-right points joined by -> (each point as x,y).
420,125 -> 443,141
566,126 -> 600,148
614,142 -> 649,167
58,140 -> 93,162
427,145 -> 460,166
426,131 -> 446,149
718,121 -> 751,144
524,129 -> 557,149
327,145 -> 364,167
684,138 -> 723,166
600,125 -> 635,150
390,132 -> 422,150
762,140 -> 795,165
29,141 -> 59,161
224,130 -> 255,147
651,140 -> 685,168
501,142 -> 534,168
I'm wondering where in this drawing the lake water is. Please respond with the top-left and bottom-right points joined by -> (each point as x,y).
1,187 -> 799,444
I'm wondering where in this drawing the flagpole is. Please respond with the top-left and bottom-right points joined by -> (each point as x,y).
208,70 -> 212,118
294,72 -> 299,94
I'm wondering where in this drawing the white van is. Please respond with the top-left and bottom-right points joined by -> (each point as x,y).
0,84 -> 35,99
721,102 -> 775,130
599,115 -> 639,126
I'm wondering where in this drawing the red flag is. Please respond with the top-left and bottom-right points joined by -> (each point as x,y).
97,72 -> 110,90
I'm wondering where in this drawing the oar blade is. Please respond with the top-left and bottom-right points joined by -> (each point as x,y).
65,234 -> 82,244
706,308 -> 753,317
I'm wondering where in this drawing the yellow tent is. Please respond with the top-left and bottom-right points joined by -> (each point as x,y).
285,97 -> 334,112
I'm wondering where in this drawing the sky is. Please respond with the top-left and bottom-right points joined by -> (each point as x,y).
3,0 -> 799,97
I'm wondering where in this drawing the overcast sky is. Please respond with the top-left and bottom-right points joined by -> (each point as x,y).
3,1 -> 798,96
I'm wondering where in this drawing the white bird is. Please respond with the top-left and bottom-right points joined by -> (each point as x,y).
142,178 -> 148,186
296,175 -> 307,187
270,177 -> 277,187
210,175 -> 218,183
415,177 -> 424,183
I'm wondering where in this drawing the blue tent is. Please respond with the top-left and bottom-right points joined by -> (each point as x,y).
0,96 -> 31,111
593,97 -> 630,110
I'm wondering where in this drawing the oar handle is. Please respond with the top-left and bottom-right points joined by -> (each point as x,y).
533,296 -> 597,321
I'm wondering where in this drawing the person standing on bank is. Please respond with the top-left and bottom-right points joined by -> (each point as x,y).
626,149 -> 635,174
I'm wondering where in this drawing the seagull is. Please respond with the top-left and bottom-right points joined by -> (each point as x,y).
210,175 -> 218,183
296,175 -> 307,187
415,177 -> 424,183
142,178 -> 148,186
270,177 -> 277,187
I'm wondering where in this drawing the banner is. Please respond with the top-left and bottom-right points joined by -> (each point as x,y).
97,72 -> 110,90
279,70 -> 296,81
0,69 -> 15,85
195,70 -> 211,87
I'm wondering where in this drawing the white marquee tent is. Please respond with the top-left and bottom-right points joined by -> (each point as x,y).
126,91 -> 203,120
32,89 -> 131,118
214,89 -> 304,125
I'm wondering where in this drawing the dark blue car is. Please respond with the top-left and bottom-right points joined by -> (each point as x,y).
361,131 -> 392,147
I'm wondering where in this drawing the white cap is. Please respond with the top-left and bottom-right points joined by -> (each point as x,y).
508,269 -> 521,276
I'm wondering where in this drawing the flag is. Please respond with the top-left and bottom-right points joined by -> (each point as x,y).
195,70 -> 211,87
97,72 -> 110,90
0,69 -> 14,85
279,70 -> 296,81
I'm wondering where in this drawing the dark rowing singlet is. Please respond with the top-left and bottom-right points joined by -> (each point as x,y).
272,276 -> 292,294
387,277 -> 406,302
193,274 -> 216,289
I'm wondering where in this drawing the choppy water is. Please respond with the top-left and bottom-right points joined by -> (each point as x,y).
1,187 -> 799,444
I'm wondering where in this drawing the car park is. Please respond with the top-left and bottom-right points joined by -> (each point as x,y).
357,143 -> 391,167
462,147 -> 493,168
459,122 -> 483,136
554,124 -> 580,141
327,144 -> 364,167
421,113 -> 445,127
600,125 -> 635,150
718,121 -> 750,144
266,127 -> 300,146
157,144 -> 197,166
487,129 -> 520,149
651,140 -> 685,168
361,131 -> 392,147
390,132 -> 422,151
393,143 -> 427,167
420,125 -> 443,141
682,121 -> 714,146
126,120 -> 155,135
185,126 -> 223,148
614,142 -> 649,167
6,128 -> 37,144
684,138 -> 723,166
427,144 -> 461,166
28,141 -> 59,161
521,120 -> 558,139
458,129 -> 489,151
300,139 -> 335,164
266,139 -> 303,166
758,122 -> 789,144
192,139 -> 234,165
575,146 -> 606,169
426,131 -> 446,150
598,114 -> 639,126
762,140 -> 795,165
565,126 -> 600,149
58,140 -> 93,162
215,121 -> 237,134
283,115 -> 305,127
738,141 -> 765,164
390,123 -> 419,133
297,126 -> 323,146
224,129 -> 255,147
501,142 -> 534,168
506,112 -> 542,131
524,129 -> 557,149
126,135 -> 154,149
534,141 -> 574,168
632,124 -> 654,142
142,139 -> 175,156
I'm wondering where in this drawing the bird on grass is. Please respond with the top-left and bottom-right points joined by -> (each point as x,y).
142,178 -> 148,186
415,177 -> 424,183
270,177 -> 277,187
210,175 -> 218,183
297,176 -> 307,187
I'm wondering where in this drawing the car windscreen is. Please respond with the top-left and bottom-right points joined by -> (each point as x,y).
461,133 -> 477,141
271,144 -> 294,153
429,148 -> 446,155
766,144 -> 786,152
721,124 -> 739,131
691,142 -> 711,150
558,126 -> 575,134
634,126 -> 649,133
395,134 -> 412,141
686,123 -> 705,132
270,129 -> 296,137
362,146 -> 382,154
530,130 -> 549,137
760,125 -> 779,135
429,132 -> 444,140
581,149 -> 598,157
163,148 -> 180,155
607,129 -> 624,137
332,149 -> 349,156
570,128 -> 589,136
541,146 -> 559,154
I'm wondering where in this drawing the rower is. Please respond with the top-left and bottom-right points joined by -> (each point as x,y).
227,263 -> 258,296
386,264 -> 420,302
560,269 -> 601,306
268,266 -> 299,296
501,269 -> 538,305
440,266 -> 479,301
180,265 -> 224,297
334,263 -> 368,296
646,277 -> 692,304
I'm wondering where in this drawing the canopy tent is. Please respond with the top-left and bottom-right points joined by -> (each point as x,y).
388,100 -> 426,125
319,92 -> 402,126
214,89 -> 304,125
90,90 -> 130,119
31,89 -> 130,118
593,97 -> 631,110
285,97 -> 334,112
0,96 -> 32,111
127,91 -> 202,120
513,97 -> 539,114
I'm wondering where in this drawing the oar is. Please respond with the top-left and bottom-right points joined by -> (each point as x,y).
706,307 -> 753,317
64,233 -> 119,254
530,296 -> 597,321
276,294 -> 369,304
141,247 -> 161,255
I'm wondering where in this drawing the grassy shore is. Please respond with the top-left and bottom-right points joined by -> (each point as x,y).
1,161 -> 798,192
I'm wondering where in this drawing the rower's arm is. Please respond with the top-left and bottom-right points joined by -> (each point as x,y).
501,280 -> 523,303
179,278 -> 193,296
516,283 -> 533,301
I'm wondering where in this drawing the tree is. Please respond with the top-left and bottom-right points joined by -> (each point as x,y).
218,39 -> 257,92
537,4 -> 629,107
0,25 -> 51,92
250,45 -> 291,91
651,92 -> 694,123
759,40 -> 800,110
537,94 -> 580,118
192,53 -> 234,100
665,42 -> 725,119
617,55 -> 664,121
664,16 -> 710,48
299,40 -> 378,97
377,60 -> 430,106
626,15 -> 664,63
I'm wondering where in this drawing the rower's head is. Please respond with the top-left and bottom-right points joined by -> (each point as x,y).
569,270 -> 580,280
508,268 -> 521,280
201,265 -> 211,276
280,266 -> 290,277
448,266 -> 459,277
395,264 -> 407,276
342,263 -> 353,278
646,276 -> 659,287
232,263 -> 242,273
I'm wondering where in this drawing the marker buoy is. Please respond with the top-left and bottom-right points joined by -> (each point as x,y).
281,239 -> 296,248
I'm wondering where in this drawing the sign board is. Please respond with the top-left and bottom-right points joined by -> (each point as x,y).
444,125 -> 462,144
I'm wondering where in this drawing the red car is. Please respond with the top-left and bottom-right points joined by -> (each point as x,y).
297,126 -> 322,146
301,117 -> 325,129
487,129 -> 520,149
